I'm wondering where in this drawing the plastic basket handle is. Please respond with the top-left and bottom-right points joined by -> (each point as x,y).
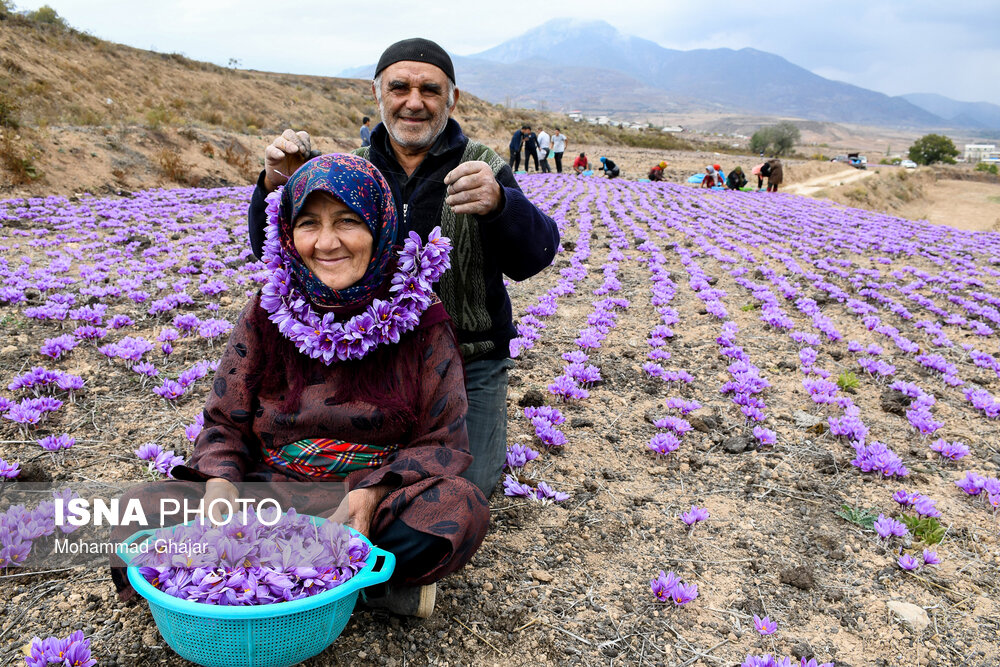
115,527 -> 159,566
364,546 -> 395,587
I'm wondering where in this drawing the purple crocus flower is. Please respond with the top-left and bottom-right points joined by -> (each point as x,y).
0,458 -> 19,479
680,505 -> 709,526
670,581 -> 698,605
502,475 -> 534,498
911,495 -> 941,518
929,439 -> 969,461
135,443 -> 163,461
505,443 -> 540,470
37,434 -> 75,452
535,482 -> 569,503
873,514 -> 908,540
955,471 -> 985,495
153,379 -> 186,400
922,549 -> 940,565
898,553 -> 920,571
650,570 -> 680,602
753,426 -> 776,446
893,490 -> 915,506
184,412 -> 205,442
648,432 -> 681,456
753,614 -> 777,636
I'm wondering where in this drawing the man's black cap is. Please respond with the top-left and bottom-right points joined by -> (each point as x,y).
374,38 -> 455,84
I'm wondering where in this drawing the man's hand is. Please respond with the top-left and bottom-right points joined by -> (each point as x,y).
444,161 -> 502,216
263,129 -> 313,192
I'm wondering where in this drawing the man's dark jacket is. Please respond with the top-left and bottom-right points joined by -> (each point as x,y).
248,119 -> 560,361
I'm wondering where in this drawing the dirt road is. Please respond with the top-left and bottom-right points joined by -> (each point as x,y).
783,167 -> 876,196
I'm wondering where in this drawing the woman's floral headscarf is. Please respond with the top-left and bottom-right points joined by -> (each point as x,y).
278,153 -> 397,309
260,154 -> 452,364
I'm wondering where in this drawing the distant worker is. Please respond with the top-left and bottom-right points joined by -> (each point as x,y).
598,156 -> 620,179
713,163 -> 725,186
360,116 -> 372,147
754,161 -> 770,191
524,127 -> 539,172
536,126 -> 551,173
766,158 -> 783,192
573,152 -> 588,175
509,124 -> 529,171
726,166 -> 747,190
648,161 -> 667,181
551,128 -> 567,173
700,165 -> 717,188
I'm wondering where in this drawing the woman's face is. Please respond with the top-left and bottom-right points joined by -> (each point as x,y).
292,191 -> 373,290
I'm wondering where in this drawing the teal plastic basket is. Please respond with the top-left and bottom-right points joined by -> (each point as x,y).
118,519 -> 395,667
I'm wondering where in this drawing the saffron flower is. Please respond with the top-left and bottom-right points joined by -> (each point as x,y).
650,570 -> 680,602
505,443 -> 540,471
753,614 -> 777,636
184,412 -> 205,442
670,581 -> 698,605
534,482 -> 570,503
135,443 -> 163,461
0,458 -> 19,479
153,379 -> 186,400
37,434 -> 75,452
25,630 -> 97,667
893,489 -> 914,506
753,426 -> 776,446
922,549 -> 940,566
898,553 -> 920,571
502,475 -> 534,498
648,432 -> 681,456
680,505 -> 709,526
873,514 -> 908,540
929,439 -> 969,461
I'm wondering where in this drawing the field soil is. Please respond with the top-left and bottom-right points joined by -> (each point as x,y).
1,175 -> 999,667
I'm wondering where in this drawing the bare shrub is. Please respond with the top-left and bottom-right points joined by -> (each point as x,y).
155,148 -> 188,183
0,133 -> 43,183
222,139 -> 256,181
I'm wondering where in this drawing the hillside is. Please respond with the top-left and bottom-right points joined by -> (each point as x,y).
0,12 -> 689,195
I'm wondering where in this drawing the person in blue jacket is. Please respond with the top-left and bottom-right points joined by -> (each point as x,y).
508,124 -> 528,171
598,156 -> 620,179
360,116 -> 372,147
246,38 -> 559,500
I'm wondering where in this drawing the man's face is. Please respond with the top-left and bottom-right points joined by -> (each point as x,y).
374,61 -> 457,151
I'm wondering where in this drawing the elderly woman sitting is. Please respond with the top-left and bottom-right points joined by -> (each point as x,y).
114,154 -> 489,618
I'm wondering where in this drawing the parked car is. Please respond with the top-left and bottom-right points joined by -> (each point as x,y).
900,159 -> 917,169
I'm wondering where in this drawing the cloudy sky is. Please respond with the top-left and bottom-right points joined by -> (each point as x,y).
12,0 -> 1000,106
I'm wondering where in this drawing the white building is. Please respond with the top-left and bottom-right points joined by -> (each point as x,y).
965,144 -> 999,163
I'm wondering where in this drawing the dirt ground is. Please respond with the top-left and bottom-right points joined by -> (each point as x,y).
1,174 -> 999,667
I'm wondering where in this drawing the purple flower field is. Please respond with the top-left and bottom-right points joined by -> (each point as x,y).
1,176 -> 998,665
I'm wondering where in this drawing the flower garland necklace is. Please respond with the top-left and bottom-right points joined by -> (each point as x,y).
258,187 -> 451,364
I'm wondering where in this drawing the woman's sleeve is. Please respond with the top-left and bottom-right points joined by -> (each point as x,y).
181,298 -> 265,482
351,318 -> 472,490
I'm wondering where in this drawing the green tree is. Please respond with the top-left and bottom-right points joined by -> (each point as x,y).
749,121 -> 800,157
26,4 -> 67,26
908,134 -> 959,165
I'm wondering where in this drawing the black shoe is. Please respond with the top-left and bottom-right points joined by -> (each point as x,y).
360,583 -> 436,618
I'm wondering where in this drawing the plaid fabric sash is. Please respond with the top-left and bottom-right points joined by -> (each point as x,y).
263,438 -> 399,479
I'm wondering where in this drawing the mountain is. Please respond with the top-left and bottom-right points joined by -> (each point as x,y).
463,19 -> 946,128
900,93 -> 1000,133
